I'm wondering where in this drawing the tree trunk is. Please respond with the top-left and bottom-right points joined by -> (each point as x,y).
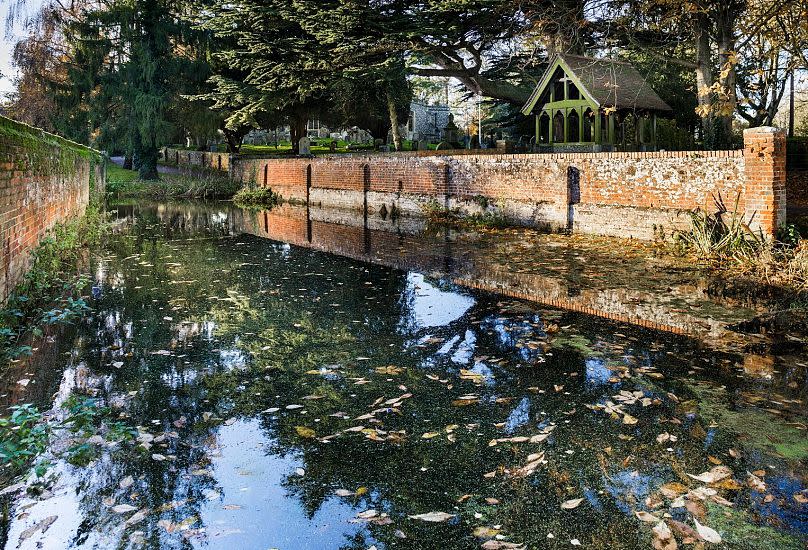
290,115 -> 308,155
222,127 -> 244,154
715,9 -> 738,148
386,90 -> 403,151
694,14 -> 716,148
138,142 -> 159,181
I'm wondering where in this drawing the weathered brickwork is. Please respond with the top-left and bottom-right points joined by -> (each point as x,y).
0,116 -> 105,302
743,128 -> 787,234
166,127 -> 786,239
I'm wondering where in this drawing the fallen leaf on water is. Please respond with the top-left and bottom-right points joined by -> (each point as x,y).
151,454 -> 166,462
793,493 -> 808,504
635,511 -> 660,523
421,432 -> 440,439
112,504 -> 138,514
473,526 -> 500,538
652,520 -> 677,550
481,542 -> 525,549
560,498 -> 584,510
693,518 -> 722,543
18,515 -> 57,543
452,398 -> 480,407
295,426 -> 316,439
408,511 -> 455,522
119,476 -> 135,489
124,509 -> 149,526
623,413 -> 639,425
659,482 -> 688,499
687,465 -> 732,484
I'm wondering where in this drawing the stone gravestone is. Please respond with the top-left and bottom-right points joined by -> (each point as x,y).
470,135 -> 481,149
443,114 -> 460,145
411,140 -> 419,151
417,140 -> 430,152
329,141 -> 337,152
298,136 -> 311,155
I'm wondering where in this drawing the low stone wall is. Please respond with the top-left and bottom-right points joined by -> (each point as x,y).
0,116 -> 105,302
161,148 -> 230,172
166,127 -> 786,240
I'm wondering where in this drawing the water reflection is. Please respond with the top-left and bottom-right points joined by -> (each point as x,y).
2,200 -> 806,549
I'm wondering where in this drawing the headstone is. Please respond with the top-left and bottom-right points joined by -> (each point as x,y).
417,140 -> 429,151
470,135 -> 481,149
329,141 -> 337,152
411,140 -> 419,151
298,137 -> 311,155
374,138 -> 385,150
496,140 -> 514,153
442,114 -> 460,144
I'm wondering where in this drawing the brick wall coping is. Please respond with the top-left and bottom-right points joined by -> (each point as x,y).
169,146 -> 743,164
0,115 -> 102,158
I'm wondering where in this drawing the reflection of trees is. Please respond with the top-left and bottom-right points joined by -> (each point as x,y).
44,201 -> 801,549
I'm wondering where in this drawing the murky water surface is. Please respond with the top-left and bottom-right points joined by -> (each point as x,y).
2,201 -> 806,549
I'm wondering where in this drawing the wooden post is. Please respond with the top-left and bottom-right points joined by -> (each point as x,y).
549,109 -> 554,143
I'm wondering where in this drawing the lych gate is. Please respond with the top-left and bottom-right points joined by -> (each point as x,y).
522,54 -> 672,152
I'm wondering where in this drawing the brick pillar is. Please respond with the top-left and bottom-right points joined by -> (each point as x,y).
743,126 -> 786,236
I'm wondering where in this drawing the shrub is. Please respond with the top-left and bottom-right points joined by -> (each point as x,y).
233,186 -> 281,208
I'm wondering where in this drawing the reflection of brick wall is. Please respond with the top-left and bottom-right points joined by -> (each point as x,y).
0,116 -> 104,302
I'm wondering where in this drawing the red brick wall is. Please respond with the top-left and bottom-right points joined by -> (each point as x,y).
0,116 -> 103,302
743,128 -> 787,234
172,128 -> 788,237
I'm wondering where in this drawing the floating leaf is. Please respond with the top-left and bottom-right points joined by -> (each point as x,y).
295,426 -> 316,439
421,432 -> 440,439
112,504 -> 138,514
693,518 -> 721,543
473,526 -> 501,538
409,511 -> 455,522
635,511 -> 660,523
561,498 -> 584,510
687,466 -> 732,484
652,521 -> 677,550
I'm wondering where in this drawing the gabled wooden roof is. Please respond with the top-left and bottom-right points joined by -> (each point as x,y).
522,54 -> 672,115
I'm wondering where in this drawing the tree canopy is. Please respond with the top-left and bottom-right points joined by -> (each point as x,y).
3,0 -> 807,164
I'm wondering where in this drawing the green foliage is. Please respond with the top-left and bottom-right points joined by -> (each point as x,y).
421,201 -> 511,230
107,167 -> 240,199
0,205 -> 108,363
233,186 -> 281,208
674,197 -> 764,261
0,405 -> 49,470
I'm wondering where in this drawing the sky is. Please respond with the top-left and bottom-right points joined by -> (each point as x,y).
0,0 -> 44,95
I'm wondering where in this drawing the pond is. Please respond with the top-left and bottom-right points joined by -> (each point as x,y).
1,200 -> 806,549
